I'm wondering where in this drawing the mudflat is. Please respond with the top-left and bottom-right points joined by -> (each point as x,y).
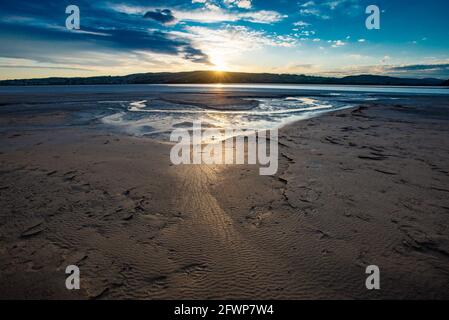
1,95 -> 448,299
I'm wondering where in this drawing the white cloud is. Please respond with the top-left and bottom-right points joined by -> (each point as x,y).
294,30 -> 315,37
300,1 -> 316,8
324,0 -> 361,14
331,40 -> 346,47
224,0 -> 252,9
237,10 -> 286,24
180,25 -> 297,51
111,4 -> 144,15
300,8 -> 330,19
293,21 -> 311,28
299,0 -> 360,19
381,55 -> 391,63
324,0 -> 347,10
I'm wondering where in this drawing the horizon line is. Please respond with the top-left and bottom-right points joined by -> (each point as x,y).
0,70 -> 448,82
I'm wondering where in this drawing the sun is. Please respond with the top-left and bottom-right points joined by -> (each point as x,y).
211,56 -> 229,72
212,64 -> 228,72
213,65 -> 227,72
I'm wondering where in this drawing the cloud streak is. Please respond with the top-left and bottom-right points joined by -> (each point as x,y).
388,63 -> 449,72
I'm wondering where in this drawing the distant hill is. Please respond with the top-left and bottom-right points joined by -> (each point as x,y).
337,75 -> 444,86
0,71 -> 446,86
443,79 -> 449,86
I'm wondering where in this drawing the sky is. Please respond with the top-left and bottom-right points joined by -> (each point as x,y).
0,0 -> 448,80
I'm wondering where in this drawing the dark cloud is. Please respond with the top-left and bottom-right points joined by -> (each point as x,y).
143,9 -> 176,24
386,63 -> 449,78
0,0 -> 210,66
0,22 -> 210,65
182,47 -> 211,64
388,64 -> 449,71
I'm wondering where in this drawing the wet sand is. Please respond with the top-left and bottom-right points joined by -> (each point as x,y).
1,97 -> 449,299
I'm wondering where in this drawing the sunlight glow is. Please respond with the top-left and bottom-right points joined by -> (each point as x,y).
211,56 -> 229,72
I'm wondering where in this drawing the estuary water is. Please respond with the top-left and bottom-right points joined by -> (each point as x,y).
1,83 -> 447,139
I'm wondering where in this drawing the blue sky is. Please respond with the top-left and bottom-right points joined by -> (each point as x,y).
0,0 -> 448,79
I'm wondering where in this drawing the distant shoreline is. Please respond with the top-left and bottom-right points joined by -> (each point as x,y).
1,70 -> 448,87
0,83 -> 448,88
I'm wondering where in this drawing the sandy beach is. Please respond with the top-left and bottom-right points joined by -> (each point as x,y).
1,91 -> 449,299
1,0 -> 449,305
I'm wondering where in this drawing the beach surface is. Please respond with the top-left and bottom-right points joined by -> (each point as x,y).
1,90 -> 449,299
